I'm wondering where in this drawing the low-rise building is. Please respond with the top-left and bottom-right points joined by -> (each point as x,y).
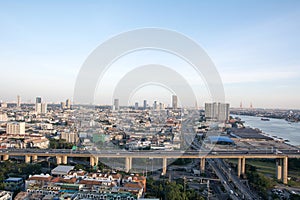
24,170 -> 145,200
3,177 -> 24,191
6,122 -> 25,135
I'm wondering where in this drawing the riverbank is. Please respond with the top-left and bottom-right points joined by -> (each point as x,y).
232,115 -> 300,146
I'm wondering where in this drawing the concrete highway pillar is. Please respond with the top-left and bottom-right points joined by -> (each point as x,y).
237,158 -> 242,178
241,157 -> 246,177
3,155 -> 9,161
62,156 -> 68,165
94,157 -> 99,166
125,157 -> 132,173
283,156 -> 288,184
32,155 -> 38,162
89,156 -> 98,166
56,156 -> 62,165
200,158 -> 206,173
162,157 -> 167,175
25,155 -> 31,163
276,158 -> 282,180
90,156 -> 95,166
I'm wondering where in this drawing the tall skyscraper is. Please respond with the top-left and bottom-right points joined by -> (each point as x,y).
113,99 -> 119,111
66,99 -> 71,109
205,102 -> 230,122
61,101 -> 66,110
41,103 -> 47,114
35,97 -> 47,114
35,103 -> 42,114
172,95 -> 178,109
218,103 -> 230,121
135,102 -> 139,110
143,100 -> 147,110
159,102 -> 163,110
36,97 -> 42,104
153,101 -> 157,110
17,95 -> 21,108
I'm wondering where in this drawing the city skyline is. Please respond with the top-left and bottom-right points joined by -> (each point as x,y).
0,1 -> 300,109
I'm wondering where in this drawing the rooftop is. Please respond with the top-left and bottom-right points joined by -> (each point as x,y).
51,165 -> 74,175
4,177 -> 23,182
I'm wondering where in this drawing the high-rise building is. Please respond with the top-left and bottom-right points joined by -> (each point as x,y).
159,102 -> 163,110
113,99 -> 119,111
205,102 -> 230,122
6,122 -> 25,135
134,102 -> 139,110
35,103 -> 42,114
153,101 -> 157,110
35,97 -> 47,114
41,103 -> 47,114
36,97 -> 42,104
172,95 -> 178,109
143,100 -> 147,110
17,95 -> 21,108
61,102 -> 66,110
66,99 -> 71,109
218,103 -> 230,121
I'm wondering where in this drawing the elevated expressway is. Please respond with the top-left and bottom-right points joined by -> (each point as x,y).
1,149 -> 299,184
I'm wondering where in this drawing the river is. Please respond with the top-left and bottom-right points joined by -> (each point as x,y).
233,115 -> 300,146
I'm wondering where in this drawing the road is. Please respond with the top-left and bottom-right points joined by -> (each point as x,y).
207,158 -> 240,200
1,148 -> 300,159
214,158 -> 261,199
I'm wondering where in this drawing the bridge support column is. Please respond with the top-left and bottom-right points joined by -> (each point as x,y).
125,157 -> 132,173
94,157 -> 98,166
200,158 -> 205,173
32,155 -> 38,162
56,156 -> 62,165
283,156 -> 288,184
241,157 -> 246,177
3,155 -> 9,161
162,157 -> 167,175
62,156 -> 68,165
276,158 -> 283,180
25,155 -> 31,163
237,158 -> 242,178
90,156 -> 95,166
90,156 -> 98,166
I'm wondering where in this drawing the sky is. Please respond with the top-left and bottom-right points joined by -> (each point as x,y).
0,0 -> 300,109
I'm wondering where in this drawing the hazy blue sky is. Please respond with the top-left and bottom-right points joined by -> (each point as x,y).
0,0 -> 300,108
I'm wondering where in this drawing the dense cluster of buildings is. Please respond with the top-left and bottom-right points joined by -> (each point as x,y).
11,165 -> 146,200
0,96 -> 232,152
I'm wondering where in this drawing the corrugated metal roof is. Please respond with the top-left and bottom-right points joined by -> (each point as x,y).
51,165 -> 74,175
207,136 -> 234,143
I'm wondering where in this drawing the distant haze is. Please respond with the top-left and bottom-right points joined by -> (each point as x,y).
0,1 -> 299,109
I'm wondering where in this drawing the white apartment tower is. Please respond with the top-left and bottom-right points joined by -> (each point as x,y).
35,97 -> 47,114
113,99 -> 119,111
6,122 -> 25,135
205,102 -> 230,122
